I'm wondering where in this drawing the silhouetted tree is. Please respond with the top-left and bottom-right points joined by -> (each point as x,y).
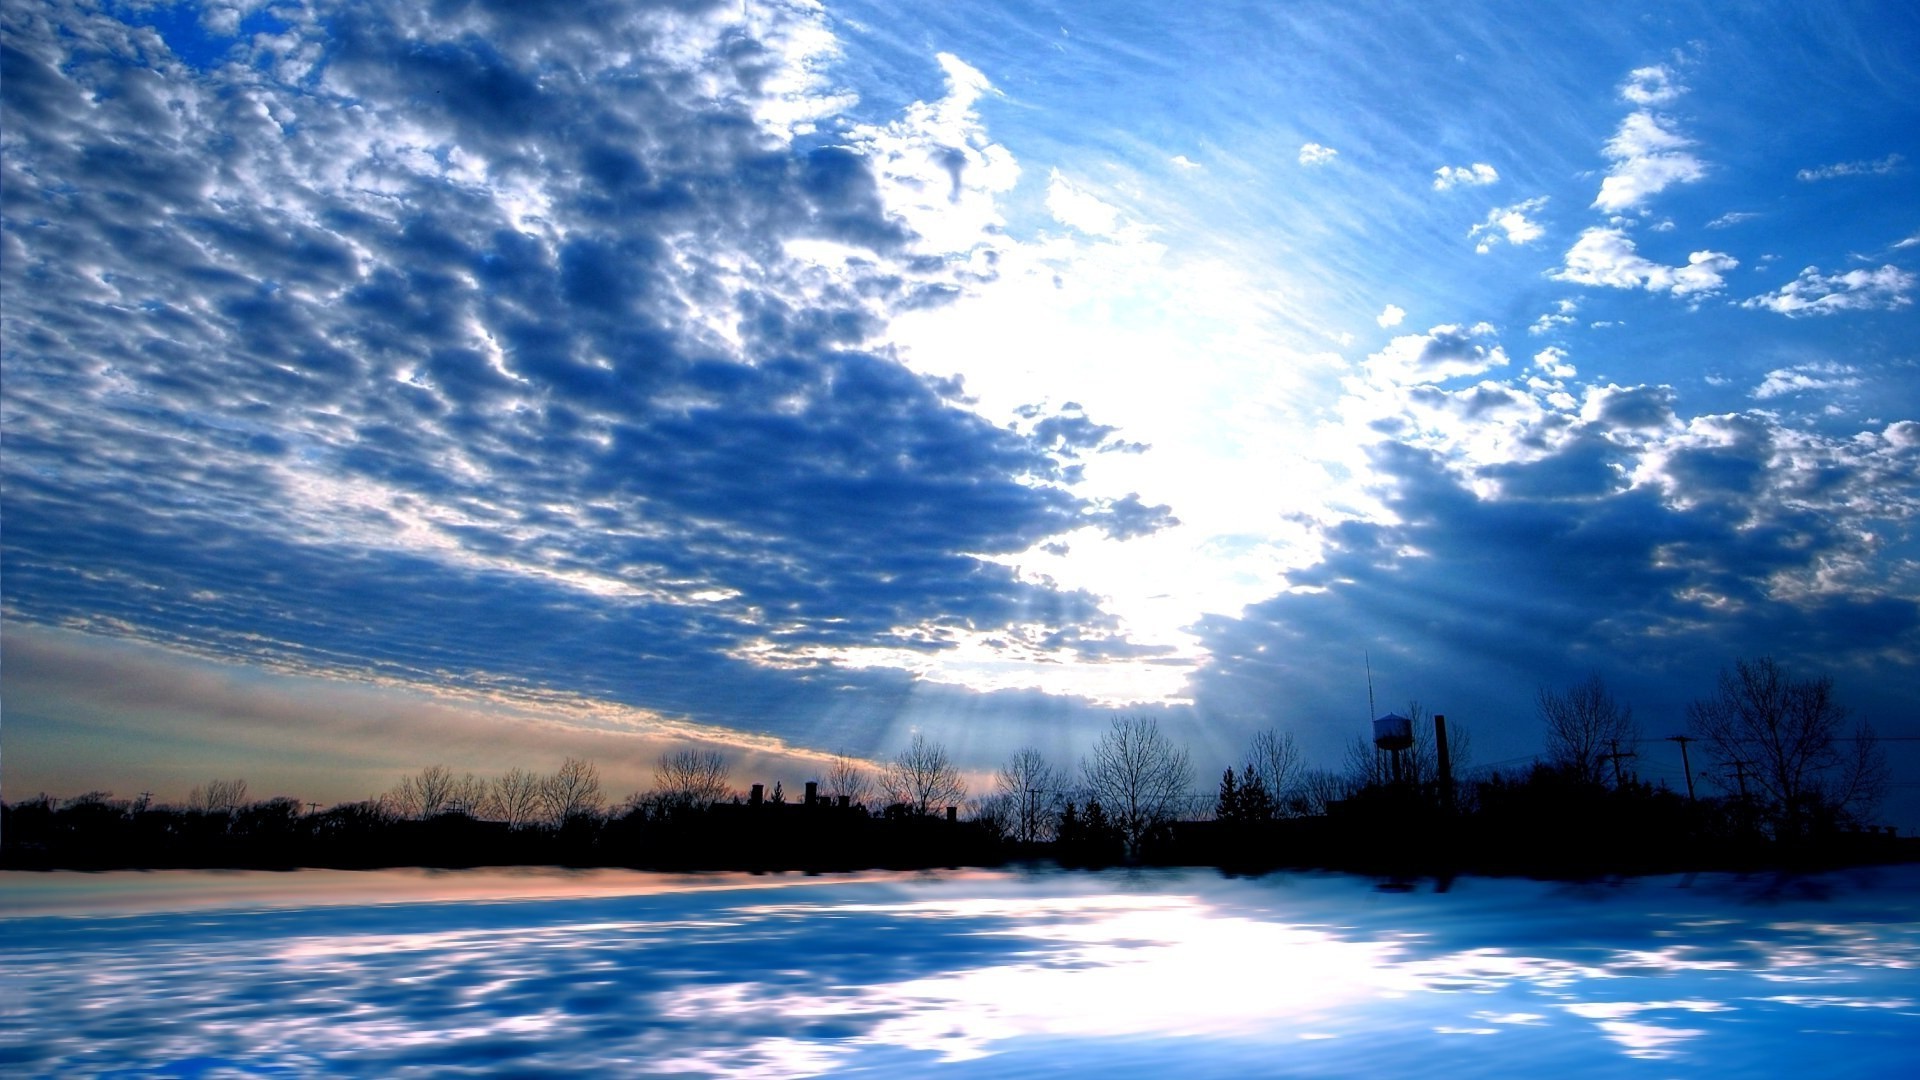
1217,763 -> 1276,823
1247,729 -> 1302,812
541,757 -> 605,824
1082,715 -> 1192,853
651,749 -> 732,814
881,734 -> 965,817
1688,656 -> 1888,838
383,765 -> 483,820
995,747 -> 1061,843
965,793 -> 1015,841
1291,768 -> 1349,817
486,767 -> 545,829
188,779 -> 249,818
1539,673 -> 1639,787
824,750 -> 876,808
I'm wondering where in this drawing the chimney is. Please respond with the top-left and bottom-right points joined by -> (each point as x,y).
946,806 -> 957,823
838,795 -> 850,809
1434,714 -> 1454,812
804,781 -> 818,806
750,783 -> 764,806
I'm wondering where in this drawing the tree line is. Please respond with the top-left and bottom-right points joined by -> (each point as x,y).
2,655 -> 1901,873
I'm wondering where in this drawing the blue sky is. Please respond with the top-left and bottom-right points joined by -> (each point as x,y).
3,1 -> 1917,814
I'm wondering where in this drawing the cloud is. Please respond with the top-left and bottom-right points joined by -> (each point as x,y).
1170,154 -> 1202,170
1533,347 -> 1576,380
0,0 -> 1143,752
1754,362 -> 1861,400
1552,228 -> 1737,296
1593,111 -> 1706,212
1742,265 -> 1916,316
1621,65 -> 1685,106
1364,324 -> 1509,384
1377,304 -> 1407,328
1529,299 -> 1579,335
1706,211 -> 1760,229
1298,142 -> 1338,166
1896,232 -> 1920,250
1433,163 -> 1498,190
1468,197 -> 1548,253
1797,154 -> 1903,182
1046,169 -> 1128,236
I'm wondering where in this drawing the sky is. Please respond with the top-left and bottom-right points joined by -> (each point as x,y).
4,0 -> 1918,817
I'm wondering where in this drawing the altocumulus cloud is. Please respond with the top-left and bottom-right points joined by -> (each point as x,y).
0,2 -> 1167,746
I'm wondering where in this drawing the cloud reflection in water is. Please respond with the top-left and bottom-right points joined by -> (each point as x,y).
2,867 -> 1917,1077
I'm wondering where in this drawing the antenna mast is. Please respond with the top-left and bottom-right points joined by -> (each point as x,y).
1365,650 -> 1377,719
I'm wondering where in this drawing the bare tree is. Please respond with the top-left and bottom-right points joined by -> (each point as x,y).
652,749 -> 733,812
881,734 -> 966,817
383,765 -> 482,819
486,767 -> 545,829
1081,716 -> 1192,853
995,747 -> 1062,843
541,757 -> 606,824
966,793 -> 1015,841
823,751 -> 875,808
1291,768 -> 1350,817
1688,656 -> 1888,836
1247,729 -> 1302,813
1539,673 -> 1639,786
188,778 -> 249,817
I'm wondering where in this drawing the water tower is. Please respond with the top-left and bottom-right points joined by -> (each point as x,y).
1372,712 -> 1414,783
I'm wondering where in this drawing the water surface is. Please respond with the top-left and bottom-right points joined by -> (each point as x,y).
2,865 -> 1915,1076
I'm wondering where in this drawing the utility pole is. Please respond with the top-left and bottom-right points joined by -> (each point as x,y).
1666,735 -> 1696,801
1602,738 -> 1638,788
307,801 -> 321,816
1730,758 -> 1752,800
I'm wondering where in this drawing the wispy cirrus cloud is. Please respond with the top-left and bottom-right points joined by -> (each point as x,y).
1797,154 -> 1903,182
1743,265 -> 1916,316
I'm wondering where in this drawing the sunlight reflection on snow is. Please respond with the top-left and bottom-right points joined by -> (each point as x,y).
3,867 -> 1918,1077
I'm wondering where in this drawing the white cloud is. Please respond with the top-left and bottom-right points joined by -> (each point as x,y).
1593,111 -> 1705,212
1553,228 -> 1737,296
1468,197 -> 1548,253
1298,142 -> 1338,166
1529,299 -> 1578,335
1433,163 -> 1498,190
1621,65 -> 1685,105
1170,154 -> 1202,170
1533,346 -> 1576,379
1742,265 -> 1916,316
1753,362 -> 1861,400
1046,169 -> 1125,236
1895,232 -> 1920,250
1376,304 -> 1406,328
1796,154 -> 1902,182
1363,323 -> 1509,384
1706,211 -> 1760,229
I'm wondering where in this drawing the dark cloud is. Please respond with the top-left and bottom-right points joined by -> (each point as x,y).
0,1 -> 1136,750
1592,384 -> 1676,430
1192,431 -> 1920,765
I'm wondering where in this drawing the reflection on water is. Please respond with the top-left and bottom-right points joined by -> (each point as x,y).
2,866 -> 1916,1076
